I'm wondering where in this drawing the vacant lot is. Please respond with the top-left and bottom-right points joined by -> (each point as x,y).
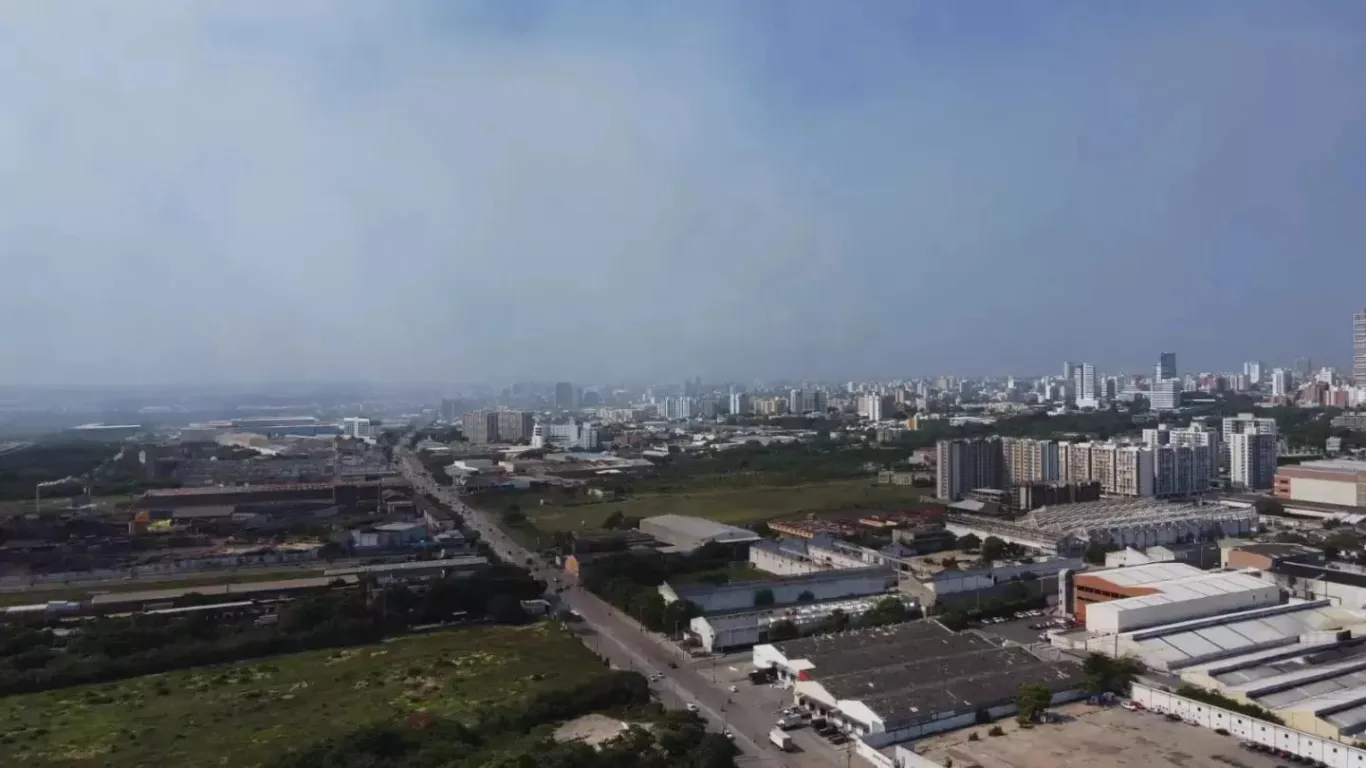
914,702 -> 1286,768
498,479 -> 927,546
0,624 -> 606,768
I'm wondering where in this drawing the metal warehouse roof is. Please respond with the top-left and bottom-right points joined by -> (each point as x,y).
640,515 -> 759,543
1089,562 -> 1205,587
1131,602 -> 1358,668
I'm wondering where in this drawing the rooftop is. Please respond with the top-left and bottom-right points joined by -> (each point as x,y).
640,514 -> 760,543
1124,601 -> 1364,669
1232,542 -> 1325,560
89,575 -> 359,605
1085,561 -> 1205,587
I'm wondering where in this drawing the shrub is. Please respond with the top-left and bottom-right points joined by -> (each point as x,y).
987,725 -> 1005,737
967,732 -> 980,741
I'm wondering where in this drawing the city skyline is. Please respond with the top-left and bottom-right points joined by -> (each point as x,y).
3,3 -> 1366,385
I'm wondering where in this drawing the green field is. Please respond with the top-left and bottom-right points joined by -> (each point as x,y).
0,624 -> 605,768
500,478 -> 927,546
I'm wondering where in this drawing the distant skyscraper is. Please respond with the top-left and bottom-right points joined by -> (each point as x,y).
1243,361 -> 1263,386
554,382 -> 576,409
728,390 -> 750,416
1270,368 -> 1292,397
1062,361 -> 1076,381
1222,413 -> 1277,471
1157,352 -> 1177,381
1355,309 -> 1366,387
1150,379 -> 1181,411
787,389 -> 803,414
1077,363 -> 1097,404
439,398 -> 464,422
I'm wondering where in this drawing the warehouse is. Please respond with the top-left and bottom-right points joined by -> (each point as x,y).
1068,562 -> 1278,632
753,621 -> 1085,746
1275,459 -> 1366,507
86,574 -> 360,614
660,566 -> 895,614
688,593 -> 919,652
637,514 -> 760,551
945,498 -> 1256,554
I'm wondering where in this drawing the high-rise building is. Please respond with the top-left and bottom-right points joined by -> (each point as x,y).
788,389 -> 804,415
1113,445 -> 1155,497
935,438 -> 1004,501
495,410 -> 536,442
554,382 -> 576,410
663,396 -> 694,421
1002,438 -> 1061,485
1355,309 -> 1366,387
1063,361 -> 1076,381
860,393 -> 884,422
1077,363 -> 1098,405
1152,444 -> 1212,497
1243,361 -> 1263,386
1270,368 -> 1292,397
439,398 -> 465,423
461,410 -> 498,444
1150,379 -> 1181,411
728,391 -> 750,416
1157,352 -> 1177,381
1221,413 -> 1277,470
1230,432 -> 1278,490
341,417 -> 372,439
1060,441 -> 1094,484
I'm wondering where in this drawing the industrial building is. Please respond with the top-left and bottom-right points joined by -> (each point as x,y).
1104,541 -> 1222,569
748,537 -> 872,576
687,593 -> 919,652
944,498 -> 1256,554
753,621 -> 1086,745
659,566 -> 896,614
637,515 -> 760,551
1275,459 -> 1366,508
349,521 -> 430,550
85,575 -> 361,614
1066,563 -> 1278,633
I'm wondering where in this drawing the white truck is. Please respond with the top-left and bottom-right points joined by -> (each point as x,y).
769,728 -> 793,751
776,713 -> 804,729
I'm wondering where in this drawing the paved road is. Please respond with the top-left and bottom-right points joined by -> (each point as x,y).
397,448 -> 830,768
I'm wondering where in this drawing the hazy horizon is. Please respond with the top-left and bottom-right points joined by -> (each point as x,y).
3,2 -> 1366,386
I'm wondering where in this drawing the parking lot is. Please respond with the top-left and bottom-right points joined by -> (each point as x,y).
971,610 -> 1061,646
912,702 -> 1291,768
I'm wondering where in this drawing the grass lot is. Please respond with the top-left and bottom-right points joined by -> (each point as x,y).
0,568 -> 327,607
495,478 -> 927,548
0,624 -> 605,768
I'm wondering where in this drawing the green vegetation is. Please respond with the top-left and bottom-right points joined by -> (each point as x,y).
0,625 -> 617,768
1015,682 -> 1053,723
495,478 -> 927,549
1081,653 -> 1141,696
0,566 -> 545,696
1175,684 -> 1284,725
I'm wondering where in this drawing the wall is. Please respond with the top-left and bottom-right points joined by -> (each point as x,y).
893,745 -> 947,768
665,569 -> 895,614
1131,683 -> 1366,768
1085,583 -> 1279,634
1287,476 -> 1360,507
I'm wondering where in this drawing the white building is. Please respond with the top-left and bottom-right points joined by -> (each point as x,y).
531,420 -> 600,450
341,417 -> 372,439
1080,566 -> 1278,634
1150,379 -> 1181,411
1231,432 -> 1278,490
1271,368 -> 1293,397
1244,360 -> 1264,385
1076,363 -> 1098,407
728,391 -> 750,416
859,393 -> 884,422
662,396 -> 694,421
1222,412 -> 1277,470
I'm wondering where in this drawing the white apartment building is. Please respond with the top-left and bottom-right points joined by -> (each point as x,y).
1076,363 -> 1098,407
1356,309 -> 1366,387
1150,379 -> 1181,411
1230,432 -> 1278,490
1061,441 -> 1094,485
728,391 -> 750,416
1003,438 -> 1061,485
860,393 -> 884,422
663,396 -> 694,421
341,417 -> 372,439
1270,368 -> 1292,397
1222,412 -> 1277,471
1243,361 -> 1263,385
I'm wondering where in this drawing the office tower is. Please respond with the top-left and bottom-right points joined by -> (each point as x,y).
1063,361 -> 1076,381
788,389 -> 804,414
1356,310 -> 1366,387
1150,379 -> 1181,411
1157,352 -> 1177,381
1103,377 -> 1119,400
1295,357 -> 1314,383
1270,368 -> 1292,397
1002,438 -> 1060,485
554,382 -> 576,409
935,438 -> 1004,501
1243,361 -> 1263,386
1221,413 -> 1277,470
461,410 -> 498,444
1230,432 -> 1278,490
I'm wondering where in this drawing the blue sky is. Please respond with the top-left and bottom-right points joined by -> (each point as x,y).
1,1 -> 1364,385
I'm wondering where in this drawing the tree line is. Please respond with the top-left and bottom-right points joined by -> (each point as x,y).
0,565 -> 545,696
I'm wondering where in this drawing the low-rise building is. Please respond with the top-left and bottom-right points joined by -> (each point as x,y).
688,594 -> 920,652
638,515 -> 760,551
659,566 -> 896,614
1066,562 -> 1278,632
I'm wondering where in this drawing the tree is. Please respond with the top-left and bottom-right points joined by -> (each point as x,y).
768,620 -> 799,642
1083,539 -> 1109,565
487,594 -> 529,625
956,533 -> 982,552
504,509 -> 527,526
864,597 -> 908,626
823,609 -> 850,633
796,590 -> 815,603
980,536 -> 1007,562
753,588 -> 776,607
1082,652 -> 1142,695
1015,682 -> 1053,723
600,510 -> 625,530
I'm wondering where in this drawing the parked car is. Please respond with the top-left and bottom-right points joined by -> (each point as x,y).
1165,713 -> 1182,722
1214,728 -> 1229,736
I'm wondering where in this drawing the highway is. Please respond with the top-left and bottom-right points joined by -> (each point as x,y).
397,448 -> 829,768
